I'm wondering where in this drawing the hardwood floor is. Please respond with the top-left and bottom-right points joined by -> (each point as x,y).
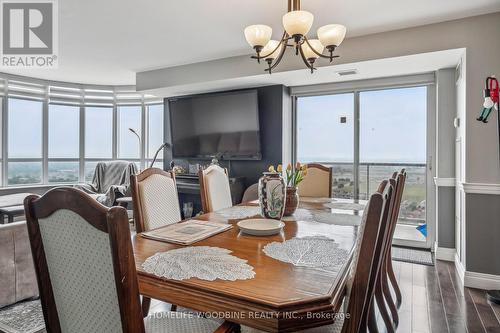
150,259 -> 500,333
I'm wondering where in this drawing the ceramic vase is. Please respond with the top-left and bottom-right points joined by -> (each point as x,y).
283,186 -> 299,216
258,172 -> 286,220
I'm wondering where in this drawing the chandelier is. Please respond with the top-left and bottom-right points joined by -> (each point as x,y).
244,0 -> 346,74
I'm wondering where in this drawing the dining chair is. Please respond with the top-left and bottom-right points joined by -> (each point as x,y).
241,183 -> 258,203
130,168 -> 183,315
130,168 -> 181,234
297,163 -> 332,198
301,180 -> 391,333
198,164 -> 232,213
23,187 -> 237,333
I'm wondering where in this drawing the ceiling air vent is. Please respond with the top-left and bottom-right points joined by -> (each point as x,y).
337,69 -> 357,76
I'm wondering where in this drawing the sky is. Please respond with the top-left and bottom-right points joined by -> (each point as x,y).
297,86 -> 427,164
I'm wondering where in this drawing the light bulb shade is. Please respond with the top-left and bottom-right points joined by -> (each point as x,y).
244,25 -> 272,48
261,40 -> 282,60
302,39 -> 324,59
282,10 -> 314,36
317,24 -> 346,47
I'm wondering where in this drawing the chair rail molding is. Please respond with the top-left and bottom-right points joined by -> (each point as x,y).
461,182 -> 500,195
433,177 -> 456,187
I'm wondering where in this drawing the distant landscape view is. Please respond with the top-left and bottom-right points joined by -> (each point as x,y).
329,163 -> 426,224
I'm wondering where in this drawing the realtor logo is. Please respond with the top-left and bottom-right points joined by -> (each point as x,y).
1,0 -> 58,67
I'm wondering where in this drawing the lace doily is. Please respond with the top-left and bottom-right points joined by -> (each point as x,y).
263,236 -> 349,271
300,197 -> 334,203
213,206 -> 261,220
324,202 -> 366,211
142,246 -> 255,281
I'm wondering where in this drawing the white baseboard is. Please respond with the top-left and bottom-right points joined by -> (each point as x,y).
435,246 -> 456,261
453,253 -> 500,290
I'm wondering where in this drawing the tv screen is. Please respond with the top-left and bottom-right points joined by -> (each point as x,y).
169,90 -> 261,160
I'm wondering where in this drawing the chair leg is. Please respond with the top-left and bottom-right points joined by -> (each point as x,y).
387,257 -> 402,309
375,282 -> 395,333
368,299 -> 379,333
382,268 -> 399,327
142,297 -> 151,318
171,304 -> 177,312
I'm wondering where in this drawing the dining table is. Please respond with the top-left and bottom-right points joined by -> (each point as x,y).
132,197 -> 366,333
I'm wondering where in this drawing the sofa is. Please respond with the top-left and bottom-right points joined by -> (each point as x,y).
0,221 -> 38,308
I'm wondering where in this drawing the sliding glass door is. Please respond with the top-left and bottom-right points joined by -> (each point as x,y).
295,85 -> 430,248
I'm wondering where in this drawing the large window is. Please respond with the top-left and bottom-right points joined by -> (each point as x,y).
85,107 -> 113,159
147,104 -> 164,168
118,106 -> 141,159
296,93 -> 354,198
48,104 -> 80,183
0,75 -> 163,187
295,85 -> 428,244
7,98 -> 43,185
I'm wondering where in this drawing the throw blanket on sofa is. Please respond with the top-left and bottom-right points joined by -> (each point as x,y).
76,161 -> 138,206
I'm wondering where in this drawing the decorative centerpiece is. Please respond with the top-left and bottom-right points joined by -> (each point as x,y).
258,166 -> 286,220
283,163 -> 307,216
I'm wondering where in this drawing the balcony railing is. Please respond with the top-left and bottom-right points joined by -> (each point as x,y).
314,162 -> 426,225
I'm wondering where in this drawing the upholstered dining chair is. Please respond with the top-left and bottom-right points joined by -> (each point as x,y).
130,168 -> 181,234
130,168 -> 182,315
198,164 -> 232,213
23,187 -> 237,333
297,163 -> 333,198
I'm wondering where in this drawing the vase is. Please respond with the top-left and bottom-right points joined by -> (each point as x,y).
283,186 -> 299,216
258,172 -> 286,220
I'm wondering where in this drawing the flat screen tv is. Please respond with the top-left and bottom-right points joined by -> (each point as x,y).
169,90 -> 261,160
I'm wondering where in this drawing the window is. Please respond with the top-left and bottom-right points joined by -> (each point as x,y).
85,107 -> 113,158
0,76 -> 162,187
296,93 -> 355,198
118,106 -> 141,159
7,98 -> 43,185
48,104 -> 80,183
147,104 -> 164,164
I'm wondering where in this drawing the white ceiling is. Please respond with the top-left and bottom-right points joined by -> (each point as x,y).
1,0 -> 499,85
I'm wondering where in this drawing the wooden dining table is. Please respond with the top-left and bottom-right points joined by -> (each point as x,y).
132,197 -> 365,332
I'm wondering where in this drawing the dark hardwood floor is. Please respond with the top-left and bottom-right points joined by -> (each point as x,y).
150,259 -> 500,333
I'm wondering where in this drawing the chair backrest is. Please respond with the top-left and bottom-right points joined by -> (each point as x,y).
297,163 -> 332,198
24,188 -> 144,333
198,164 -> 232,213
382,170 -> 407,260
342,180 -> 393,333
241,183 -> 258,203
131,168 -> 182,233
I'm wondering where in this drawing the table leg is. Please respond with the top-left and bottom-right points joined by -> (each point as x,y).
0,214 -> 4,224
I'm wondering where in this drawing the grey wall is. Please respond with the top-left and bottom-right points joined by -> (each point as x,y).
466,194 -> 500,275
438,187 -> 456,248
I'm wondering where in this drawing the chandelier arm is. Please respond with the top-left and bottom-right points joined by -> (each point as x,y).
303,36 -> 336,60
256,31 -> 287,59
298,43 -> 314,70
265,34 -> 289,72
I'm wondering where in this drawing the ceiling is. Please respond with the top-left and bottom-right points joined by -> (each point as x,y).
1,0 -> 499,86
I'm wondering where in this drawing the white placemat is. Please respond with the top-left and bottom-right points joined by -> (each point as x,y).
142,246 -> 255,281
281,208 -> 314,221
324,202 -> 366,211
213,206 -> 261,220
299,197 -> 334,203
263,236 -> 350,271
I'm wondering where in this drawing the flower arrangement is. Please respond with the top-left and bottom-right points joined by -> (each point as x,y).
268,162 -> 307,188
